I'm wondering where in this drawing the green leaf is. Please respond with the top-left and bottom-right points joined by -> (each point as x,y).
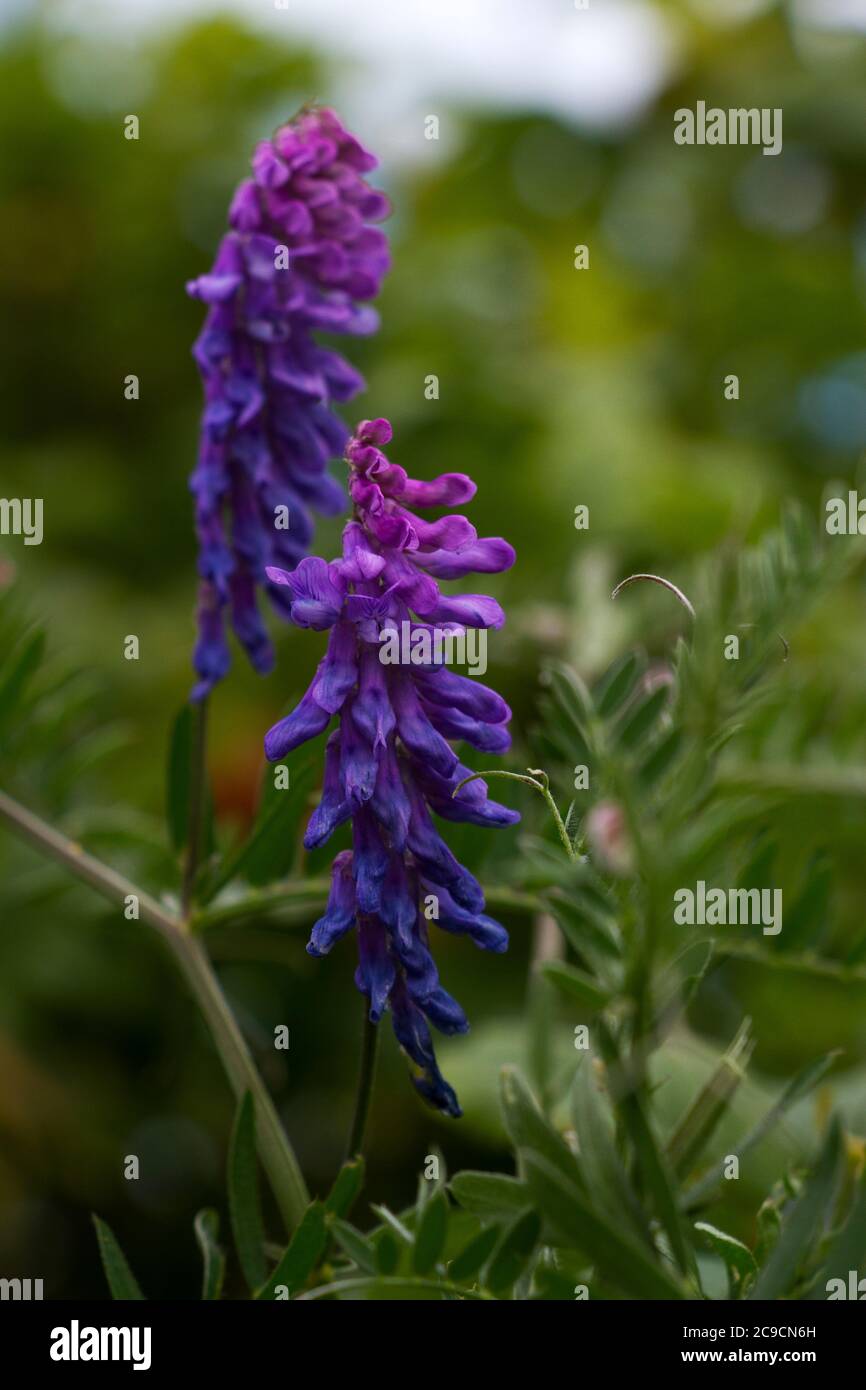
415,1147 -> 446,1213
666,1019 -> 753,1180
541,662 -> 594,759
0,628 -> 45,732
637,727 -> 683,787
619,1090 -> 696,1282
781,855 -> 832,952
370,1204 -> 414,1245
547,889 -> 621,962
500,1065 -> 585,1191
202,750 -> 316,901
375,1231 -> 400,1275
614,683 -> 670,749
527,961 -> 558,1114
811,1180 -> 866,1298
544,662 -> 594,729
694,1222 -> 757,1293
413,1191 -> 449,1274
754,1190 -> 784,1265
669,939 -> 714,1013
448,1224 -> 502,1283
594,651 -> 645,718
521,1153 -> 685,1300
519,836 -> 591,891
194,1209 -> 225,1301
92,1216 -> 145,1301
684,1052 -> 841,1207
540,960 -> 610,1011
166,705 -> 192,852
256,1201 -> 328,1299
532,1255 -> 589,1301
325,1158 -> 365,1220
750,1119 -> 844,1300
228,1092 -> 267,1292
486,1209 -> 541,1294
331,1219 -> 377,1274
450,1170 -> 531,1219
570,1056 -> 651,1249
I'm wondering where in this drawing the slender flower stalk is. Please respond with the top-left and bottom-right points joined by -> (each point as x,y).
181,697 -> 209,916
345,1010 -> 380,1160
0,790 -> 309,1232
186,108 -> 390,699
263,418 -> 518,1116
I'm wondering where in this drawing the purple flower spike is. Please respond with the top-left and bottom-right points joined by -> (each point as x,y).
264,418 -> 517,1117
187,108 -> 390,698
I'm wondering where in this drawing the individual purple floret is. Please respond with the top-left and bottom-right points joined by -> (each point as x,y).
264,418 -> 518,1116
186,108 -> 390,699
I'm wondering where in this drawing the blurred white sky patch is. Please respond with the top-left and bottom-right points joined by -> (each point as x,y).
793,0 -> 866,30
38,0 -> 681,156
258,0 -> 678,124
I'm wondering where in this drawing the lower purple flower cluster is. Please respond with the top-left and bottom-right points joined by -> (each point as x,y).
263,419 -> 518,1115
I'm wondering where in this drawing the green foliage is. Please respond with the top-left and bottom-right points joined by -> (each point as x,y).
749,1120 -> 844,1300
412,1192 -> 449,1274
331,1219 -> 377,1274
694,1223 -> 756,1299
228,1092 -> 267,1293
485,1209 -> 541,1294
10,479 -> 864,1302
324,1158 -> 365,1220
684,1052 -> 841,1208
194,1209 -> 226,1302
256,1202 -> 328,1300
57,507 -> 866,1299
5,6 -> 866,1301
0,593 -> 123,811
197,748 -> 317,905
166,706 -> 193,854
540,960 -> 610,1010
447,1225 -> 501,1283
91,1066 -> 866,1301
93,1217 -> 146,1301
449,1171 -> 529,1219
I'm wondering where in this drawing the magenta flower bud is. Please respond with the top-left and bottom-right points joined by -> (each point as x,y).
262,419 -> 517,1116
585,801 -> 635,877
187,108 -> 390,700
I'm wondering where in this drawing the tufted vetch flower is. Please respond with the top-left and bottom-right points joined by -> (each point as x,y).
264,418 -> 518,1116
187,108 -> 390,699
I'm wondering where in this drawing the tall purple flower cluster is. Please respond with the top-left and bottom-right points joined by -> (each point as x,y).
263,418 -> 518,1116
186,108 -> 390,700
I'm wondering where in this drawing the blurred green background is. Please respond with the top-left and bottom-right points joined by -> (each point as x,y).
2,0 -> 866,1298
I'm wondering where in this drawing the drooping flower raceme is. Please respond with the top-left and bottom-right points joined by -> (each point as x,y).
263,419 -> 519,1116
186,109 -> 390,699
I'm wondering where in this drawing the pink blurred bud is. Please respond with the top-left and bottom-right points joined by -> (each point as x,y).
585,800 -> 634,876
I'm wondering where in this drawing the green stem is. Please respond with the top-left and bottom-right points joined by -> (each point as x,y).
610,571 -> 696,619
452,767 -> 578,863
168,928 -> 309,1230
345,1008 -> 379,1161
535,777 -> 579,863
527,911 -> 564,1114
0,790 -> 176,936
182,696 -> 208,919
0,788 -> 309,1232
194,881 -> 543,932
